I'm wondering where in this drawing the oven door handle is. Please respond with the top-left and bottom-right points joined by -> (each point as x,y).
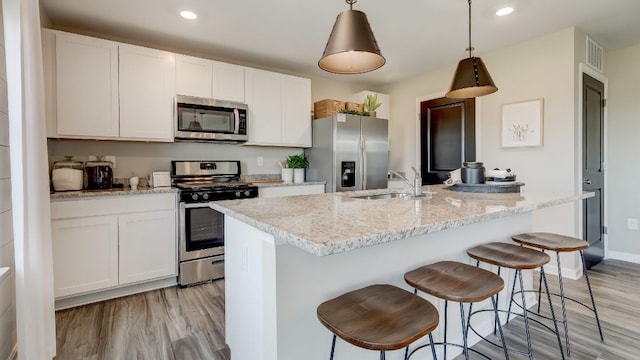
183,202 -> 214,209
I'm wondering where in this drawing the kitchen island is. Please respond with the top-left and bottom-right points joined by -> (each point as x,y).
210,185 -> 591,360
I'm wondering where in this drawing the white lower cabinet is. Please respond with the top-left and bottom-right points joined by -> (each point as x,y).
119,210 -> 176,285
51,215 -> 119,298
50,193 -> 177,299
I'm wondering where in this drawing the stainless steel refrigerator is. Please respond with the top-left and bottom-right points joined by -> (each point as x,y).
305,113 -> 388,192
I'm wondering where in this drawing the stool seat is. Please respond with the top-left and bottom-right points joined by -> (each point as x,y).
467,242 -> 550,269
405,261 -> 504,303
512,232 -> 589,252
317,284 -> 439,351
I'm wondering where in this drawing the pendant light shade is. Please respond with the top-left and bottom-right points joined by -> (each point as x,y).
319,0 -> 385,74
446,0 -> 497,98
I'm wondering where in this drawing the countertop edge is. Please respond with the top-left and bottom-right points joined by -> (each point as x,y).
50,187 -> 179,201
251,181 -> 325,188
212,191 -> 592,257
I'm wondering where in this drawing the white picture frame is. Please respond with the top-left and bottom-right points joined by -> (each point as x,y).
501,98 -> 544,148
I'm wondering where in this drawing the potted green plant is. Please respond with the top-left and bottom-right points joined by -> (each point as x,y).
363,94 -> 382,117
286,154 -> 309,183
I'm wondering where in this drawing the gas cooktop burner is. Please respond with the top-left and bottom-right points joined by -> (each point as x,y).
171,160 -> 259,202
174,181 -> 249,191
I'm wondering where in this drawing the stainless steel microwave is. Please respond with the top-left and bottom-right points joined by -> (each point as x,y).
175,95 -> 248,142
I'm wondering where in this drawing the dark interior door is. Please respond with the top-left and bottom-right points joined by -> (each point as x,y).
420,97 -> 475,184
582,73 -> 605,269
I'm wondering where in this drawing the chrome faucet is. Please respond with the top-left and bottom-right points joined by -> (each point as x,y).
389,167 -> 422,196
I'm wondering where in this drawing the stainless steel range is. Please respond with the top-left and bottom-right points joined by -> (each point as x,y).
171,160 -> 258,286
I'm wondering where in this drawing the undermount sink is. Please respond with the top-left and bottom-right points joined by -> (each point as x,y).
350,192 -> 432,200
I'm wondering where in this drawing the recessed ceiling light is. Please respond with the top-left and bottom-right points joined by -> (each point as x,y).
180,10 -> 197,20
496,7 -> 514,16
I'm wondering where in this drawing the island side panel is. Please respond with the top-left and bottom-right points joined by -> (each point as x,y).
226,213 -> 533,360
225,216 -> 278,359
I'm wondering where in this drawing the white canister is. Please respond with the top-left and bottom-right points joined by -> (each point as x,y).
293,168 -> 305,184
281,168 -> 294,183
51,156 -> 84,191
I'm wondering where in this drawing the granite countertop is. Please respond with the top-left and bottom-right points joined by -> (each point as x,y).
210,185 -> 594,256
246,181 -> 325,188
49,186 -> 178,201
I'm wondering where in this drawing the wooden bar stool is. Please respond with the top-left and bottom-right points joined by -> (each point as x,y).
317,284 -> 439,360
511,232 -> 604,356
466,242 -> 565,360
404,261 -> 509,360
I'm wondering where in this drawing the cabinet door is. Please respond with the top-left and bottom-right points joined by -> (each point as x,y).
51,216 -> 118,298
118,210 -> 177,285
281,75 -> 311,147
176,54 -> 213,98
119,44 -> 175,141
55,32 -> 119,137
212,61 -> 245,103
244,68 -> 282,145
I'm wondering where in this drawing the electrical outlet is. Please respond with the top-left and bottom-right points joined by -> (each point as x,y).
257,156 -> 264,167
628,218 -> 638,230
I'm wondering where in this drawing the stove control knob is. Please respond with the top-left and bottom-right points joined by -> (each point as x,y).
235,191 -> 241,197
202,193 -> 209,200
191,193 -> 199,201
244,190 -> 251,197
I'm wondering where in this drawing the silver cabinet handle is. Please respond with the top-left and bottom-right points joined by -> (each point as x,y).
583,179 -> 592,185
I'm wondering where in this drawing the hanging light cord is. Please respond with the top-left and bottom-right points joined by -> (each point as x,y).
346,0 -> 356,10
467,0 -> 473,58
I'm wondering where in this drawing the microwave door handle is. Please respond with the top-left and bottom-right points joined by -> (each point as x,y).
233,109 -> 240,134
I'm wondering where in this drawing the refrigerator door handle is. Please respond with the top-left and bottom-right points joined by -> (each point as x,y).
362,136 -> 367,189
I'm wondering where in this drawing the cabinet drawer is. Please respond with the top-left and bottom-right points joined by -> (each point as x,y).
51,193 -> 176,219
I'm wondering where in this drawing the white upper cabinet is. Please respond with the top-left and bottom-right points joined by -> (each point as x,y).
176,55 -> 245,103
244,68 -> 311,147
212,61 -> 245,103
54,31 -> 119,137
119,44 -> 175,141
175,54 -> 213,98
282,74 -> 312,147
245,68 -> 283,145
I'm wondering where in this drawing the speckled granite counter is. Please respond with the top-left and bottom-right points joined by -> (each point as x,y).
246,181 -> 325,188
49,186 -> 178,201
211,185 -> 592,256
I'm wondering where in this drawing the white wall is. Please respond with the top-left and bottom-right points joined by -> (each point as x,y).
0,1 -> 17,357
387,28 -> 583,271
605,42 -> 640,259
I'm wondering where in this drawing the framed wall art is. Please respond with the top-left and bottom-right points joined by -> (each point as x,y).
501,98 -> 544,148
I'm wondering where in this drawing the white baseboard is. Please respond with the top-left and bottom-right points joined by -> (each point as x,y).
607,251 -> 640,264
54,277 -> 177,310
539,263 -> 583,280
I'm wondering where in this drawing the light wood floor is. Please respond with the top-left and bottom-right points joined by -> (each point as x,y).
55,259 -> 640,359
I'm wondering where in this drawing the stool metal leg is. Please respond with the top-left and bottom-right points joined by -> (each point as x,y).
580,250 -> 604,341
506,269 -> 518,322
444,300 -> 449,360
380,351 -> 385,360
459,302 -> 469,360
491,295 -> 510,360
555,251 -> 571,356
541,267 -> 565,360
329,334 -> 336,360
517,269 -> 534,360
428,333 -> 438,360
536,250 -> 545,314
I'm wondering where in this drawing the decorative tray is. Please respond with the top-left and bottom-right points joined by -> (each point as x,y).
445,182 -> 525,193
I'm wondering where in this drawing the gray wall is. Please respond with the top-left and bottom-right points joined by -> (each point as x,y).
605,42 -> 640,260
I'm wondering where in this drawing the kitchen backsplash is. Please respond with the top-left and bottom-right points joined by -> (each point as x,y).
47,139 -> 303,179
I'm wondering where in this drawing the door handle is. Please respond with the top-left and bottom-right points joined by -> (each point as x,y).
583,179 -> 592,185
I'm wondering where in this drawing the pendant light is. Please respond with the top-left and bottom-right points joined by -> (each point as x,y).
446,0 -> 498,98
318,0 -> 385,74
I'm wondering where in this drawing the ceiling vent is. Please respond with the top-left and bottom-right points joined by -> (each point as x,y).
586,36 -> 604,73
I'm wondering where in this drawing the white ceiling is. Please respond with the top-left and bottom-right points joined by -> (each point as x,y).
39,0 -> 640,87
